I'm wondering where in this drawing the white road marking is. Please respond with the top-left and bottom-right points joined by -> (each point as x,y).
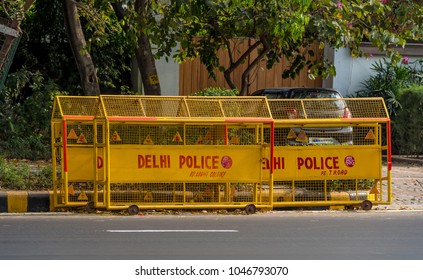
107,229 -> 238,233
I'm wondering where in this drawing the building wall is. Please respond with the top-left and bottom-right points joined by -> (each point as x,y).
329,47 -> 378,96
329,46 -> 423,97
131,46 -> 180,96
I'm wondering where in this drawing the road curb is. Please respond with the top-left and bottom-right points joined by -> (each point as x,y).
0,191 -> 54,213
388,155 -> 423,165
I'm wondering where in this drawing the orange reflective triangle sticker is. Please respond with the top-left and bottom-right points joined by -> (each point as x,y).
144,191 -> 153,202
143,135 -> 154,145
369,186 -> 379,195
287,129 -> 297,139
111,131 -> 121,141
365,129 -> 376,140
229,134 -> 240,145
77,133 -> 88,144
172,131 -> 183,142
296,130 -> 308,142
68,185 -> 75,195
77,192 -> 88,201
67,129 -> 78,139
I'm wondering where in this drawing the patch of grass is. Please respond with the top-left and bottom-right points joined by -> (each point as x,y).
0,156 -> 52,190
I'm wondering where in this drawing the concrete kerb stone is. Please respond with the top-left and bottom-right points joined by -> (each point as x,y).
0,191 -> 54,213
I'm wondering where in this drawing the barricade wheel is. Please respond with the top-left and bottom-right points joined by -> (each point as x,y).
361,200 -> 373,211
128,205 -> 140,215
86,201 -> 96,213
245,204 -> 257,215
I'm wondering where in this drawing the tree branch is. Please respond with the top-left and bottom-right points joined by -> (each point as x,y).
239,35 -> 270,96
2,0 -> 10,18
223,36 -> 264,90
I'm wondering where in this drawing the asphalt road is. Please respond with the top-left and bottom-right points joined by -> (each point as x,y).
1,210 -> 423,260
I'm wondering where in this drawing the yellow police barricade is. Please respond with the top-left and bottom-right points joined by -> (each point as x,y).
94,95 -> 275,214
51,96 -> 100,209
267,97 -> 392,210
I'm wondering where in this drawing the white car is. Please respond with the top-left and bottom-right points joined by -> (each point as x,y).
252,87 -> 353,146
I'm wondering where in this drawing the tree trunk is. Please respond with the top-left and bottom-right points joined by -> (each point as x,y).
62,0 -> 100,96
135,0 -> 161,96
0,0 -> 35,71
223,37 -> 269,96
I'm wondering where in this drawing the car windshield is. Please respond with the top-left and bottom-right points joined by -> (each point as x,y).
292,90 -> 341,99
292,90 -> 345,110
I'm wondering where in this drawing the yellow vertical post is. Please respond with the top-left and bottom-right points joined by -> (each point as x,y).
62,119 -> 69,206
105,118 -> 111,209
93,119 -> 98,208
51,121 -> 57,208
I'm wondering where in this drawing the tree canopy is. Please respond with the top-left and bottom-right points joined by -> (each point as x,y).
152,0 -> 423,95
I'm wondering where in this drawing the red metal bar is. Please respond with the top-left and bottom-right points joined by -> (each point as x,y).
62,119 -> 68,172
387,121 -> 392,171
270,121 -> 275,174
63,116 -> 95,121
225,117 -> 274,123
107,117 -> 158,121
224,125 -> 228,145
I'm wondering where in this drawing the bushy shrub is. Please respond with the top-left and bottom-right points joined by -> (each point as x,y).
392,86 -> 423,157
354,58 -> 423,117
0,69 -> 64,160
191,87 -> 239,96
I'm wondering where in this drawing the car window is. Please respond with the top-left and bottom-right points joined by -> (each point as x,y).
292,90 -> 341,99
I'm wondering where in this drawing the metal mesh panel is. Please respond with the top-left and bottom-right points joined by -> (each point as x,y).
271,125 -> 378,146
109,124 -> 185,145
54,182 -> 96,207
101,96 -> 144,117
63,182 -> 94,204
268,100 -> 304,119
268,98 -> 389,120
185,125 -> 223,145
141,98 -> 189,117
353,126 -> 379,145
100,96 -> 189,117
108,182 -> 265,206
108,124 -> 263,146
100,96 -> 270,119
345,99 -> 388,119
55,96 -> 99,118
66,123 -> 95,145
96,123 -> 104,144
186,97 -> 271,118
226,127 -> 259,145
185,99 -> 224,118
100,96 -> 187,117
273,179 -> 377,202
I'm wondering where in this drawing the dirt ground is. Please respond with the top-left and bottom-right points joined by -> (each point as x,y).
385,160 -> 423,210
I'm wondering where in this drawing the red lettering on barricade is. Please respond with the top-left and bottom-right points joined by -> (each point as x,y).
97,156 -> 103,169
138,155 -> 170,168
274,157 -> 285,170
179,155 -> 221,169
297,156 -> 340,170
262,157 -> 285,170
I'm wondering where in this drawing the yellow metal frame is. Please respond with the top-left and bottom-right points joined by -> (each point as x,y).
51,96 -> 99,209
51,95 -> 391,212
269,97 -> 391,209
95,95 -> 274,211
